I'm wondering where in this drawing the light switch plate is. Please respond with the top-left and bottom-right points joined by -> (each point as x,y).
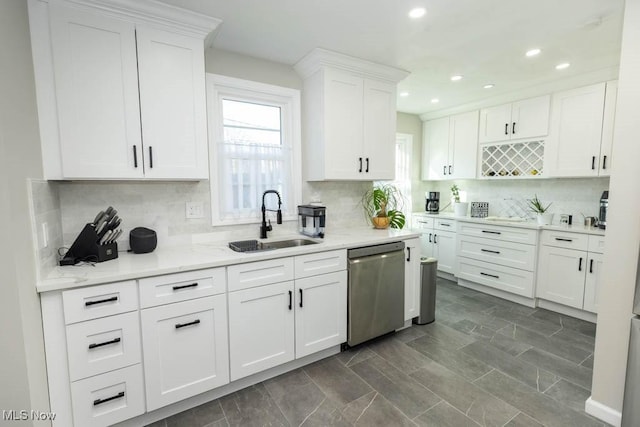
185,202 -> 205,219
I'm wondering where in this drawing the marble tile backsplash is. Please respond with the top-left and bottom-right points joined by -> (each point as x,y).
29,180 -> 63,279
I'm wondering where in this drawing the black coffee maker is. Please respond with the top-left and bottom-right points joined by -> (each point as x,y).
598,191 -> 608,229
426,191 -> 440,213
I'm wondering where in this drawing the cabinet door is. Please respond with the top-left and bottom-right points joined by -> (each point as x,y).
536,246 -> 586,309
418,231 -> 435,258
546,83 -> 606,177
422,117 -> 450,180
479,103 -> 512,143
295,271 -> 347,358
228,281 -> 295,380
583,253 -> 604,313
434,230 -> 457,274
363,79 -> 396,180
510,95 -> 550,140
404,238 -> 421,321
323,69 -> 364,179
137,27 -> 208,179
449,110 -> 479,179
599,80 -> 618,177
141,295 -> 229,411
49,4 -> 142,179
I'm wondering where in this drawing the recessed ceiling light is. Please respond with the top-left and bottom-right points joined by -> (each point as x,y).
556,62 -> 571,70
408,7 -> 426,19
450,75 -> 463,82
431,98 -> 439,104
483,84 -> 495,89
525,48 -> 542,57
399,91 -> 409,97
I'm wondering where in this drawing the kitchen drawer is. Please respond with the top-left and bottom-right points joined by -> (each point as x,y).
63,281 -> 138,325
70,364 -> 145,427
541,230 -> 589,251
228,257 -> 294,292
588,235 -> 606,254
66,311 -> 141,382
434,218 -> 456,232
294,249 -> 347,279
412,216 -> 434,230
458,222 -> 537,245
457,257 -> 535,298
457,235 -> 536,271
139,267 -> 226,308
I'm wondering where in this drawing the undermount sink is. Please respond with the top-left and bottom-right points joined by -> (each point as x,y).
229,238 -> 319,253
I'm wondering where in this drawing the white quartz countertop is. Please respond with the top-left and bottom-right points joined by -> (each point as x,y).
413,212 -> 606,235
38,227 -> 420,293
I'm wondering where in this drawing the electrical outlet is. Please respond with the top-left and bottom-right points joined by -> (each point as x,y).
41,222 -> 49,248
185,201 -> 205,219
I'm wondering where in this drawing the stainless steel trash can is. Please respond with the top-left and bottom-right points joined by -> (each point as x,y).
414,257 -> 438,325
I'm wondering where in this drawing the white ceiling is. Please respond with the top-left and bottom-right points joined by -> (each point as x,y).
163,0 -> 624,115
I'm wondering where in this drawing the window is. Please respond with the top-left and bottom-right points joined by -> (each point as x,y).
206,75 -> 301,225
378,133 -> 413,224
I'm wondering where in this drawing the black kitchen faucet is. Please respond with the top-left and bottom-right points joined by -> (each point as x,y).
260,190 -> 282,239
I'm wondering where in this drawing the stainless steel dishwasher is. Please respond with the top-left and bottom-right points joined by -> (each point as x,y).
347,241 -> 405,346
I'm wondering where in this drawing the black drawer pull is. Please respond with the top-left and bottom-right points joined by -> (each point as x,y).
591,156 -> 596,170
578,257 -> 583,271
480,272 -> 500,279
448,165 -> 452,175
555,238 -> 573,242
505,123 -> 509,135
443,165 -> 447,175
406,247 -> 411,262
440,223 -> 451,227
172,282 -> 198,291
85,296 -> 118,307
88,337 -> 121,350
365,158 -> 369,173
149,146 -> 154,168
482,230 -> 501,235
481,249 -> 501,254
428,233 -> 432,243
288,290 -> 292,310
434,234 -> 438,244
512,122 -> 516,134
358,157 -> 363,173
133,145 -> 138,168
590,258 -> 594,274
94,391 -> 125,406
602,155 -> 607,170
175,319 -> 200,329
299,288 -> 303,308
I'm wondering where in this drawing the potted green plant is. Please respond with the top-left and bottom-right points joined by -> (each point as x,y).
451,184 -> 468,217
361,184 -> 406,229
528,194 -> 553,225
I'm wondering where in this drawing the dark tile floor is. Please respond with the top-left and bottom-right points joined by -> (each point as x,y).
148,278 -> 608,427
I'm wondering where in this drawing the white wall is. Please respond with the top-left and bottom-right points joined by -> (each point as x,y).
590,0 -> 640,420
396,112 -> 424,213
0,0 -> 50,424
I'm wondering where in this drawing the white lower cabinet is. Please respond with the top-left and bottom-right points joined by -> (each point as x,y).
583,252 -> 604,313
141,295 -> 229,410
413,216 -> 457,275
404,238 -> 421,321
228,281 -> 296,381
434,230 -> 457,274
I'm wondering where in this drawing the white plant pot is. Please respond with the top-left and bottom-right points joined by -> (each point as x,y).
453,202 -> 469,217
537,213 -> 554,225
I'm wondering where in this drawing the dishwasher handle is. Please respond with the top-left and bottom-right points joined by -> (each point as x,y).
348,241 -> 405,259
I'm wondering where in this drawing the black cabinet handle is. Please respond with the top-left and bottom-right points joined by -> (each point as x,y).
481,272 -> 500,279
133,145 -> 138,168
149,146 -> 154,168
172,282 -> 198,291
288,290 -> 292,310
440,223 -> 451,227
299,289 -> 303,308
578,257 -> 583,271
555,238 -> 573,242
434,234 -> 438,244
175,319 -> 200,329
358,157 -> 363,173
443,165 -> 447,175
591,156 -> 596,170
94,391 -> 125,406
88,337 -> 121,350
481,248 -> 501,254
590,259 -> 594,274
603,155 -> 607,170
365,158 -> 369,173
505,123 -> 509,135
482,230 -> 501,235
85,296 -> 118,307
428,233 -> 432,243
512,122 -> 516,134
448,165 -> 452,175
406,247 -> 411,262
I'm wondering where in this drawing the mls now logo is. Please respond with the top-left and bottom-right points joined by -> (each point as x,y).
3,410 -> 56,421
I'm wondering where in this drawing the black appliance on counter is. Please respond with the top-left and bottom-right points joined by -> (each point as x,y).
426,191 -> 440,213
129,227 -> 157,253
598,191 -> 609,230
298,205 -> 325,238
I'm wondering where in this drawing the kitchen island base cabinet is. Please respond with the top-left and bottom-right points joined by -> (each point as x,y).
141,295 -> 229,411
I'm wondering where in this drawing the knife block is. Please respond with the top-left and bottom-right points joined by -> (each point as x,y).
59,223 -> 118,265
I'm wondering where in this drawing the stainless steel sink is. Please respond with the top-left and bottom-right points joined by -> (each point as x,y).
229,238 -> 319,253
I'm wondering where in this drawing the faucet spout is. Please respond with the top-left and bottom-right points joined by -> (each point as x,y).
260,190 -> 282,239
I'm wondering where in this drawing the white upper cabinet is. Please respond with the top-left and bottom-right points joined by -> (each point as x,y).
422,110 -> 479,180
295,48 -> 409,181
28,0 -> 220,180
479,95 -> 550,143
545,82 -> 609,177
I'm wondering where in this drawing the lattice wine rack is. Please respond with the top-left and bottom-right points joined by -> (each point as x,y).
481,140 -> 545,178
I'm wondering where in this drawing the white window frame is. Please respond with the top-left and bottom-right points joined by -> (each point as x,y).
206,74 -> 302,226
